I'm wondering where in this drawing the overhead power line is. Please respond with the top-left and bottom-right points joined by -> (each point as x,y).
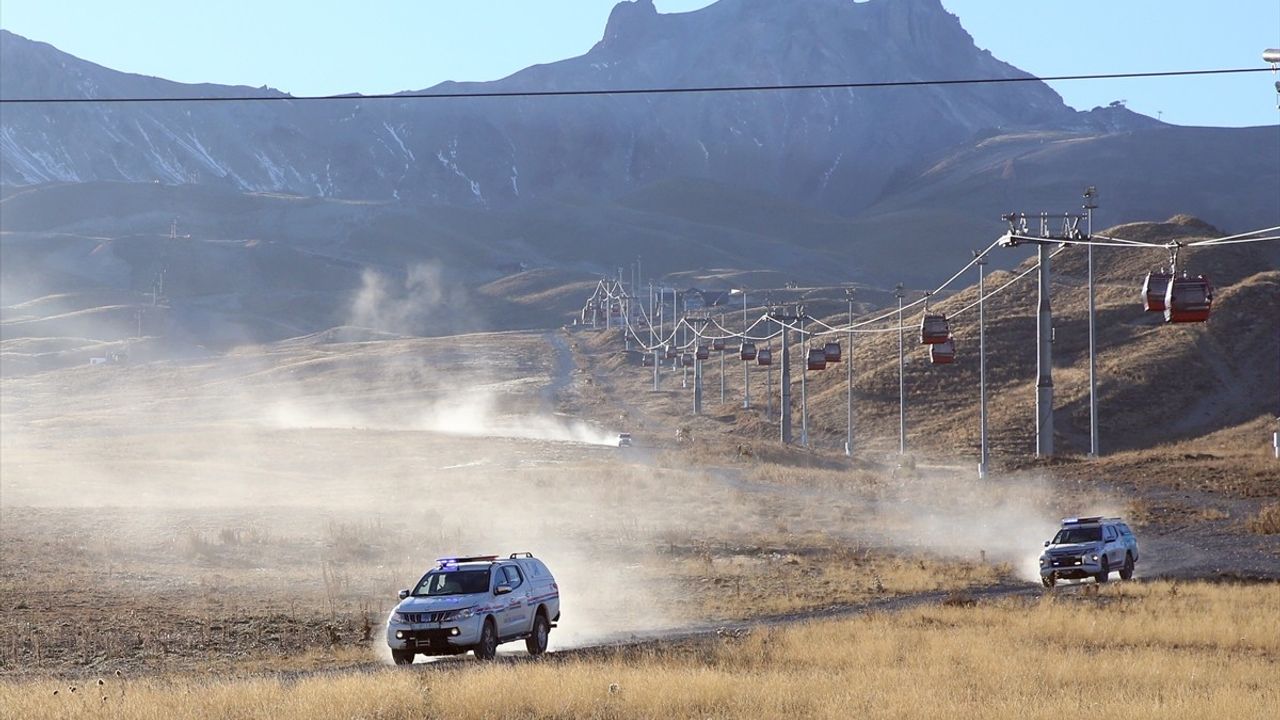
0,67 -> 1270,105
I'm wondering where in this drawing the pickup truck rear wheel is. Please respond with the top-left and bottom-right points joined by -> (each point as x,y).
1119,553 -> 1134,580
1095,556 -> 1110,583
391,649 -> 414,666
526,612 -> 550,656
473,618 -> 498,661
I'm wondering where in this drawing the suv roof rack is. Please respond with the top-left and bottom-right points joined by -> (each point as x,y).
509,552 -> 535,559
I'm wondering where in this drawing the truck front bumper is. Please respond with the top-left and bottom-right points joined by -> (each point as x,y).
386,619 -> 481,655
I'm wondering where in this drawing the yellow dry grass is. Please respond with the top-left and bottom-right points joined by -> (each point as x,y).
666,549 -> 1008,618
1246,502 -> 1280,534
4,581 -> 1275,719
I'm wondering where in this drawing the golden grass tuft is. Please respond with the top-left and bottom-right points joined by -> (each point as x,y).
1245,502 -> 1280,534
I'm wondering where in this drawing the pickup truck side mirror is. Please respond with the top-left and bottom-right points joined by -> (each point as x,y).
1043,540 -> 1050,547
398,589 -> 410,600
494,584 -> 512,596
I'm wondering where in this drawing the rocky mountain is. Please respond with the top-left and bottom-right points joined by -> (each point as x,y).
2,0 -> 1152,210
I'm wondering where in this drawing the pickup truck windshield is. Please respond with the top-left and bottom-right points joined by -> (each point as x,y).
414,569 -> 490,596
1053,527 -> 1102,544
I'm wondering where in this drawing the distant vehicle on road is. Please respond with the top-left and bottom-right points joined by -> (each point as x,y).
386,553 -> 559,664
617,432 -> 632,447
1039,517 -> 1139,588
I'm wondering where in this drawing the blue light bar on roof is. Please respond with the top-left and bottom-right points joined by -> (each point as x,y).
1062,516 -> 1103,525
436,555 -> 499,565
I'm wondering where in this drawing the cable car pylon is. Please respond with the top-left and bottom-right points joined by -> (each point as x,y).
999,210 -> 1087,458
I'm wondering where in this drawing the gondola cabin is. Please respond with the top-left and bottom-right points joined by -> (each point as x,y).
712,338 -> 725,352
920,314 -> 950,344
739,342 -> 757,361
681,352 -> 695,367
696,344 -> 710,361
756,348 -> 773,366
930,337 -> 956,365
664,347 -> 678,360
807,348 -> 828,371
1142,271 -> 1172,312
1163,275 -> 1213,323
823,341 -> 842,363
642,353 -> 655,367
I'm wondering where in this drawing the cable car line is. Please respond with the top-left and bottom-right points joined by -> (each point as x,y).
587,219 -> 1276,356
1185,235 -> 1280,247
3,67 -> 1270,106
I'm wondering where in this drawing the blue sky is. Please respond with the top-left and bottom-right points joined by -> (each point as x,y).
1,0 -> 1276,127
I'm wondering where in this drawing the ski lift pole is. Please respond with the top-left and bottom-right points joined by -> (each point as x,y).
896,283 -> 906,456
1085,186 -> 1100,458
800,310 -> 809,448
977,252 -> 988,479
845,288 -> 855,457
741,287 -> 751,409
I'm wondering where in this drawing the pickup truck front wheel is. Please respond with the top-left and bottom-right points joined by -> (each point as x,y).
1095,556 -> 1110,583
391,649 -> 414,666
473,618 -> 498,661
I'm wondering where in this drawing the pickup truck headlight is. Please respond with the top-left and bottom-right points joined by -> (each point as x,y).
1090,554 -> 1099,562
441,607 -> 475,622
390,612 -> 413,625
1039,556 -> 1048,566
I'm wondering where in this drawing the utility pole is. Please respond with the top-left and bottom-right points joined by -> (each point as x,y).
1036,238 -> 1054,457
771,308 -> 804,444
649,281 -> 655,346
845,288 -> 855,457
681,293 -> 689,390
1084,186 -> 1100,458
740,287 -> 751,409
623,287 -> 631,351
719,312 -> 726,404
799,309 -> 809,448
695,347 -> 703,413
977,252 -> 989,479
896,283 -> 906,455
766,337 -> 774,419
765,294 -> 773,419
690,316 -> 709,415
999,211 -> 1085,459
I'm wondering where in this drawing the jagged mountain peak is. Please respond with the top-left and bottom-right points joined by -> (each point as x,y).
602,0 -> 658,46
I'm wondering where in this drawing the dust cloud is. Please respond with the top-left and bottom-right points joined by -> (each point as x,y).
265,390 -> 618,447
346,263 -> 475,337
859,470 -> 1069,583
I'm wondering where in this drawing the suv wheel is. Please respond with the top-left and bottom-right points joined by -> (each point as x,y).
526,612 -> 550,656
1095,556 -> 1110,583
1119,553 -> 1135,580
473,618 -> 498,661
391,649 -> 414,666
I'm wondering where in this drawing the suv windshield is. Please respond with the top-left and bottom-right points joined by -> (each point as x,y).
1053,527 -> 1102,544
413,569 -> 490,596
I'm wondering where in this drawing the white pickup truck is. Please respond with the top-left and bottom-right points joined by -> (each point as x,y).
386,553 -> 560,663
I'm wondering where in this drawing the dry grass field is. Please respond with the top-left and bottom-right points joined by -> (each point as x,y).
2,581 -> 1275,719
